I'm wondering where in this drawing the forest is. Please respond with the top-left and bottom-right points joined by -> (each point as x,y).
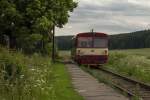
56,30 -> 150,50
56,35 -> 73,50
109,30 -> 150,49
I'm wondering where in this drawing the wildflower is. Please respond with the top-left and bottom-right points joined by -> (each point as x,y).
30,68 -> 36,71
41,87 -> 44,91
20,75 -> 24,79
33,84 -> 38,88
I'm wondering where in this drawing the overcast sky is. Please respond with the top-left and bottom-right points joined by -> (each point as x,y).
56,0 -> 150,36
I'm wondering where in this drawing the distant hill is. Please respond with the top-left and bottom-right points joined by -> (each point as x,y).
56,35 -> 74,50
56,30 -> 150,50
109,30 -> 150,49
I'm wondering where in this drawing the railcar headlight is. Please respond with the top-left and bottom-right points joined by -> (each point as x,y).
104,50 -> 108,55
77,50 -> 84,55
77,50 -> 80,54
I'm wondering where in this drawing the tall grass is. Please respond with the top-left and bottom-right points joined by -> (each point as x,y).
105,51 -> 150,84
0,47 -> 53,100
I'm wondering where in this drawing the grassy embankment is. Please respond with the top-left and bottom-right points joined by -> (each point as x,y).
105,48 -> 150,84
0,47 -> 83,100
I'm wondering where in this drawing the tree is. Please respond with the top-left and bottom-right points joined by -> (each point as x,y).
0,0 -> 77,53
109,30 -> 150,50
145,35 -> 150,48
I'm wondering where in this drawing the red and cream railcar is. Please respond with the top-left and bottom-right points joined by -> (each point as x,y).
71,32 -> 108,65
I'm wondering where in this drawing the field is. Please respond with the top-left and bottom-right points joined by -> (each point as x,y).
105,48 -> 150,84
110,48 -> 150,58
0,47 -> 83,100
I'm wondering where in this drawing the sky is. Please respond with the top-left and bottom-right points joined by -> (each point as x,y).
56,0 -> 150,36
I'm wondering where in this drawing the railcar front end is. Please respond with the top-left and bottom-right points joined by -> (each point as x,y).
72,32 -> 108,65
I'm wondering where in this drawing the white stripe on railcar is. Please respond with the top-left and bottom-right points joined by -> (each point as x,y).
76,48 -> 108,56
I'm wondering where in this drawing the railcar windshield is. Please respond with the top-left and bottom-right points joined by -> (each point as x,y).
78,37 -> 107,48
78,37 -> 92,48
94,37 -> 107,48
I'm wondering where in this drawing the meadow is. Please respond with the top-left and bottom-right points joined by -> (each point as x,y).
105,48 -> 150,84
0,47 -> 83,100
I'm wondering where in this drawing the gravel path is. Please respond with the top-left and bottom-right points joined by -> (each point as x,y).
66,63 -> 129,100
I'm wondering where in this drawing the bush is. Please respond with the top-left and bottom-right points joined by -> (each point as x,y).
0,47 -> 53,100
106,52 -> 150,83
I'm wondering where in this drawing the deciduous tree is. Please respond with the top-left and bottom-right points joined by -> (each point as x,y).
0,0 -> 77,53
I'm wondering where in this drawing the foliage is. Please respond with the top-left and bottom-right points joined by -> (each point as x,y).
0,47 -> 53,100
45,42 -> 52,55
17,34 -> 43,53
105,49 -> 150,84
145,35 -> 150,48
56,35 -> 73,50
0,0 -> 77,53
109,30 -> 150,49
0,47 -> 83,100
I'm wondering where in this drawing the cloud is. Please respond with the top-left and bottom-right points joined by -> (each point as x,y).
56,0 -> 150,36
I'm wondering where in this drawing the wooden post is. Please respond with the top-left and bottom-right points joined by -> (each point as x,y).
52,25 -> 55,63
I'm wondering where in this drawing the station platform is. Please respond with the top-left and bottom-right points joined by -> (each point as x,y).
66,63 -> 129,100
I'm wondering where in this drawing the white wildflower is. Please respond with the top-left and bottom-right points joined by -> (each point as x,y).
20,75 -> 24,79
30,68 -> 36,71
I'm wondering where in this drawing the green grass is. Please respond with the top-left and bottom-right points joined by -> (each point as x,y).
51,63 -> 83,100
111,48 -> 150,57
105,48 -> 150,84
0,47 -> 53,100
59,50 -> 71,59
0,47 -> 83,100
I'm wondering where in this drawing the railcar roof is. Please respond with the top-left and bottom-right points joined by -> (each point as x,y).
76,32 -> 108,37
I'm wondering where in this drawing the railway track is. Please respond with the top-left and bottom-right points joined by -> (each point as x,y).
94,67 -> 150,100
66,60 -> 150,100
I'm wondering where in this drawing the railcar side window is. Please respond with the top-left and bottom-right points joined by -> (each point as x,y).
94,38 -> 107,48
78,37 -> 92,47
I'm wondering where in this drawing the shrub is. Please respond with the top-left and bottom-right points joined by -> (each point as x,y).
106,52 -> 150,83
0,47 -> 53,100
